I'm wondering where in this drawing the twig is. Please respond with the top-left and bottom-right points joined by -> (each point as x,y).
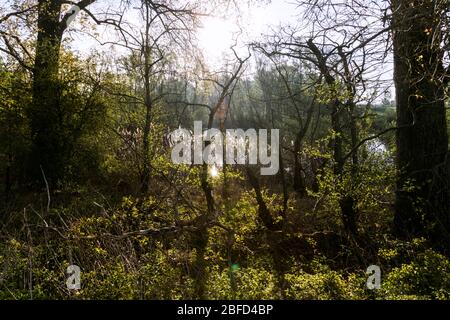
40,165 -> 50,213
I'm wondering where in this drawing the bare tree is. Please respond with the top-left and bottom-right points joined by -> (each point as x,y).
173,45 -> 250,298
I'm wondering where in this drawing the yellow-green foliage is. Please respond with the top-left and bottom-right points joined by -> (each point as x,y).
207,266 -> 277,299
284,260 -> 366,300
380,249 -> 450,300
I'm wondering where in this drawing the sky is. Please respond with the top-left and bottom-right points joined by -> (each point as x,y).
59,0 -> 300,68
197,0 -> 299,65
0,0 -> 393,100
196,0 -> 393,101
61,0 -> 392,101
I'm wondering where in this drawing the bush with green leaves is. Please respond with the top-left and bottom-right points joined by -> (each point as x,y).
380,249 -> 450,300
284,259 -> 366,300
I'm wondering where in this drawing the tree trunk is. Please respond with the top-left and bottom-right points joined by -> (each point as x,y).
141,8 -> 152,194
332,102 -> 357,236
28,0 -> 65,185
246,167 -> 286,297
293,150 -> 306,196
307,39 -> 358,235
392,0 -> 449,249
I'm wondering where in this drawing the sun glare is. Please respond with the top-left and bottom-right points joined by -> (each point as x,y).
196,3 -> 293,67
197,16 -> 237,65
209,165 -> 219,178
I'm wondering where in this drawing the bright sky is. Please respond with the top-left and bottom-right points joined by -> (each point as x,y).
197,0 -> 298,66
64,0 -> 299,69
196,1 -> 393,101
0,0 -> 393,99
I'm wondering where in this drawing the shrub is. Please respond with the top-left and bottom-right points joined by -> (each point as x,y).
381,249 -> 450,300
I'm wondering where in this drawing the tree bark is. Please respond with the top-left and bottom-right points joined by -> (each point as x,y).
392,0 -> 449,249
141,5 -> 153,194
28,0 -> 65,185
28,0 -> 97,186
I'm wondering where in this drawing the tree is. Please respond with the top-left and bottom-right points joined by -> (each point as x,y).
29,0 -> 98,185
1,0 -> 200,186
189,46 -> 250,298
391,0 -> 450,249
110,0 -> 198,194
